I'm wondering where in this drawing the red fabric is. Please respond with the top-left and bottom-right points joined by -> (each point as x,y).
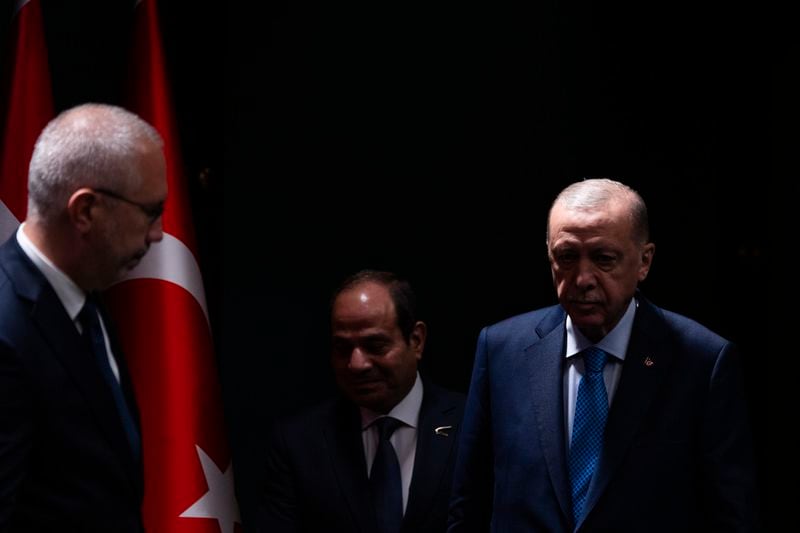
125,0 -> 194,250
106,282 -> 231,533
0,0 -> 54,220
107,1 -> 237,531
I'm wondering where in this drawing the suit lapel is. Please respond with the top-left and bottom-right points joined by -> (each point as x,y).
403,384 -> 461,530
528,307 -> 572,522
323,400 -> 376,533
579,297 -> 673,528
3,238 -> 141,486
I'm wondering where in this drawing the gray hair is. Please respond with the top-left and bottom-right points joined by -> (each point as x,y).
27,103 -> 163,221
547,177 -> 650,244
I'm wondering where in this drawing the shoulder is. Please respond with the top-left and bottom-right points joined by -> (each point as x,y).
475,304 -> 563,352
0,235 -> 39,320
267,397 -> 349,446
0,240 -> 17,304
0,233 -> 23,279
486,305 -> 563,335
638,296 -> 731,354
421,379 -> 466,411
0,273 -> 31,347
661,309 -> 728,346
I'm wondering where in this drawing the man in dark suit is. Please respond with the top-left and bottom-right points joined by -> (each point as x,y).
0,103 -> 166,531
448,178 -> 758,532
262,270 -> 465,533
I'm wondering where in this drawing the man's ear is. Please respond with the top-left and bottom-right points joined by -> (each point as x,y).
67,188 -> 97,234
638,242 -> 656,281
410,321 -> 427,361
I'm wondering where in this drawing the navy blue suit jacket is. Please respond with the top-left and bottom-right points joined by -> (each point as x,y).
0,236 -> 144,532
262,380 -> 465,533
448,295 -> 758,532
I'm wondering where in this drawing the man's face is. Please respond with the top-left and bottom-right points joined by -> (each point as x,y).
547,199 -> 654,342
94,141 -> 167,289
331,282 -> 424,414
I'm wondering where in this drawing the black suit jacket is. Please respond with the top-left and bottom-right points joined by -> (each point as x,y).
448,294 -> 758,532
262,380 -> 465,533
0,236 -> 144,532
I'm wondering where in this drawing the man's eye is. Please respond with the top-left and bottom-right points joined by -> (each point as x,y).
594,254 -> 617,268
556,252 -> 577,265
363,341 -> 390,355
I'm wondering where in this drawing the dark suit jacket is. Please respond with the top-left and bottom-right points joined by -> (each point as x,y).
448,295 -> 758,532
0,236 -> 144,532
262,380 -> 465,533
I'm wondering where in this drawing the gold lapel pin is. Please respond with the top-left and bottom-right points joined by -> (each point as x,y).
434,425 -> 452,436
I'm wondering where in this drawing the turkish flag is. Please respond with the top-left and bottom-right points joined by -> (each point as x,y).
0,0 -> 54,239
105,1 -> 240,532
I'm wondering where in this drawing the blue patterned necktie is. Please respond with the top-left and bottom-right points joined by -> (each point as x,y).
370,416 -> 404,533
80,297 -> 141,459
569,346 -> 609,524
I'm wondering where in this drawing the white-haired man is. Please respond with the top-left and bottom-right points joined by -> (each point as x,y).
0,103 -> 167,532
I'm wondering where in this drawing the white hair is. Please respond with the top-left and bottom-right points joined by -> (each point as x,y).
546,177 -> 649,244
27,103 -> 163,221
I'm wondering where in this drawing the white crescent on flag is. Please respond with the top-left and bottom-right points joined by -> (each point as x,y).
115,233 -> 210,325
0,200 -> 207,324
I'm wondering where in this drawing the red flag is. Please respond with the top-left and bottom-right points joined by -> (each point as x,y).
0,0 -> 54,239
106,1 -> 239,532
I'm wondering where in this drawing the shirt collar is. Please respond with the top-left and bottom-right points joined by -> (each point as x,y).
564,297 -> 637,361
16,223 -> 87,322
361,372 -> 423,430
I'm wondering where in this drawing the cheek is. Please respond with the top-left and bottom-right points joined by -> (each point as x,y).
389,352 -> 418,381
553,274 -> 571,292
330,355 -> 354,373
602,274 -> 632,296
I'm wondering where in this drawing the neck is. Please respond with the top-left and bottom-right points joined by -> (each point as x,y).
23,218 -> 88,291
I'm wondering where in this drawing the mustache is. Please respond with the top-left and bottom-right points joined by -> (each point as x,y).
343,372 -> 382,383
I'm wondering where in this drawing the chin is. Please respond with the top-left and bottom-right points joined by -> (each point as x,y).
571,313 -> 606,331
123,255 -> 144,271
569,308 -> 602,322
354,391 -> 393,412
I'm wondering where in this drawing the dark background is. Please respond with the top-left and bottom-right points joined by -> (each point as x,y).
5,0 -> 779,531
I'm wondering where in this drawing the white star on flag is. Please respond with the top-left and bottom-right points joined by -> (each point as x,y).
180,445 -> 241,533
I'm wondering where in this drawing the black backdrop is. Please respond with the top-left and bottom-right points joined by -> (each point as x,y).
4,0 -> 779,531
233,2 -> 777,530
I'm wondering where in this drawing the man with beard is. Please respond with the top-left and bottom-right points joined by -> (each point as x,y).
262,270 -> 465,533
0,103 -> 166,531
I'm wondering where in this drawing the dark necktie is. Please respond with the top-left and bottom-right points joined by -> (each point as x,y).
80,297 -> 141,459
569,346 -> 609,523
370,416 -> 404,533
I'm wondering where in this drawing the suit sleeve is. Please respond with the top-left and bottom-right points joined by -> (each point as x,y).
259,419 -> 301,533
702,342 -> 759,531
448,327 -> 493,532
0,340 -> 34,528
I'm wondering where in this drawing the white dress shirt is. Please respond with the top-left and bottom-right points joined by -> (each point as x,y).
16,223 -> 120,382
360,372 -> 423,514
564,298 -> 637,445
